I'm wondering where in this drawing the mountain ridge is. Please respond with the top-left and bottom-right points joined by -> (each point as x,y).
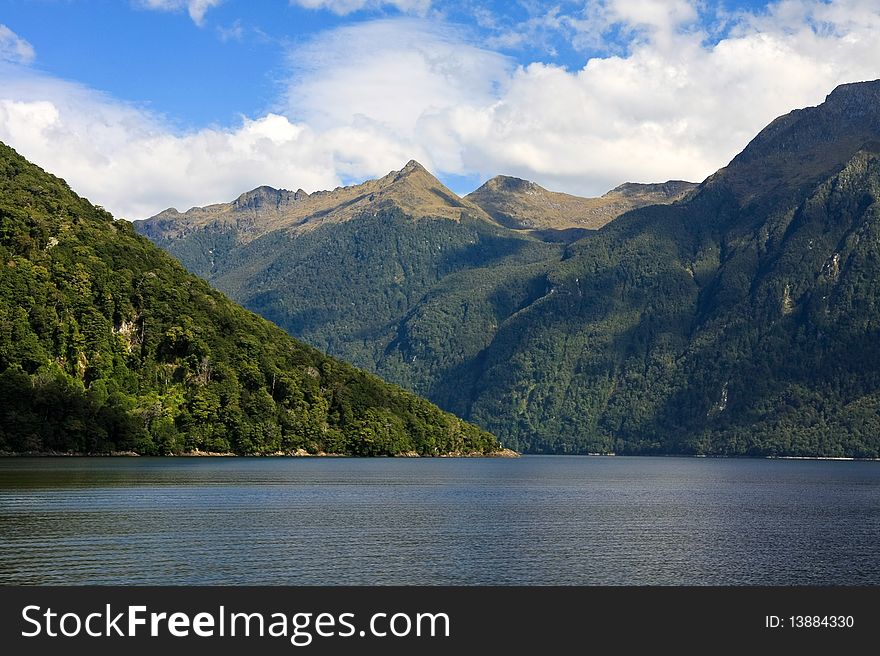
706,79 -> 880,205
139,159 -> 503,245
465,175 -> 696,231
139,161 -> 697,243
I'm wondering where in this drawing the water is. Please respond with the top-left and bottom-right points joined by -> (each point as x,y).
0,456 -> 877,585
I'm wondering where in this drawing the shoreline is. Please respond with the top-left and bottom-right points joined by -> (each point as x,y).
1,449 -> 877,461
0,447 -> 521,459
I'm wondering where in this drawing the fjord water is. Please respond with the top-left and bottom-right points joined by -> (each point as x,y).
1,457 -> 877,585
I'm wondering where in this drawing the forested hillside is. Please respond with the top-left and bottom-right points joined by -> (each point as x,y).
0,142 -> 499,456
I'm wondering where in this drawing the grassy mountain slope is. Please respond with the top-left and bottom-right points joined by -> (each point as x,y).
0,142 -> 499,456
465,176 -> 696,232
139,160 -> 501,246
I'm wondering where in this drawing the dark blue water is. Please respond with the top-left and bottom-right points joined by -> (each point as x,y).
0,456 -> 877,585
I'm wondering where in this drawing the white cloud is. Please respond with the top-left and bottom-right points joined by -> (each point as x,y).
284,19 -> 512,173
605,0 -> 698,35
0,66 -> 343,218
138,0 -> 224,25
493,0 -> 703,55
0,24 -> 35,64
279,2 -> 880,195
217,20 -> 244,42
482,6 -> 567,52
1,1 -> 880,221
290,0 -> 431,15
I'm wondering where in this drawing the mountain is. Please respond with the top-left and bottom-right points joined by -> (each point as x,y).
134,161 -> 695,406
465,176 -> 696,233
137,80 -> 880,458
135,160 -> 564,396
0,142 -> 501,456
458,80 -> 880,457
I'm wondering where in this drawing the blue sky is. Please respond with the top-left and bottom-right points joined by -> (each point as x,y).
2,0 -> 774,128
1,1 -> 879,218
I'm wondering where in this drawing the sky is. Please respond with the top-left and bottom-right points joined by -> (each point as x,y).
1,0 -> 879,219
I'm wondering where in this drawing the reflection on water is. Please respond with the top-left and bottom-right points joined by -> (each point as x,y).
0,456 -> 878,585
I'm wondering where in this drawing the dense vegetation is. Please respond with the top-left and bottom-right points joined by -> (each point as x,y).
463,151 -> 880,458
0,142 -> 499,455
140,81 -> 880,458
146,207 -> 562,402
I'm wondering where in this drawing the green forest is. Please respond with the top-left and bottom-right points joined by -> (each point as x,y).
0,142 -> 500,456
151,209 -> 561,398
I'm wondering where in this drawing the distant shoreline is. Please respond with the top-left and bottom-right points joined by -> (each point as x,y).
563,453 -> 880,462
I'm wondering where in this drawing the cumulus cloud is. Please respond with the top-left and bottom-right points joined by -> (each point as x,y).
605,0 -> 699,36
1,1 -> 880,220
0,24 -> 35,64
0,66 -> 344,218
281,0 -> 880,195
290,0 -> 431,15
284,19 -> 512,174
138,0 -> 224,25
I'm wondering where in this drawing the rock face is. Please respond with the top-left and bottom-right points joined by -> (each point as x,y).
231,186 -> 303,211
465,176 -> 696,231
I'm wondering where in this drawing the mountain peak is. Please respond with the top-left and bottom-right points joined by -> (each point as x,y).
716,78 -> 880,203
402,159 -> 428,173
607,180 -> 697,199
478,175 -> 543,194
824,79 -> 880,111
391,159 -> 434,184
232,186 -> 297,211
372,160 -> 498,223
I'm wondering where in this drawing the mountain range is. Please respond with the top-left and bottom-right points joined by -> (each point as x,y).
135,156 -> 696,450
134,78 -> 880,458
0,142 -> 501,456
